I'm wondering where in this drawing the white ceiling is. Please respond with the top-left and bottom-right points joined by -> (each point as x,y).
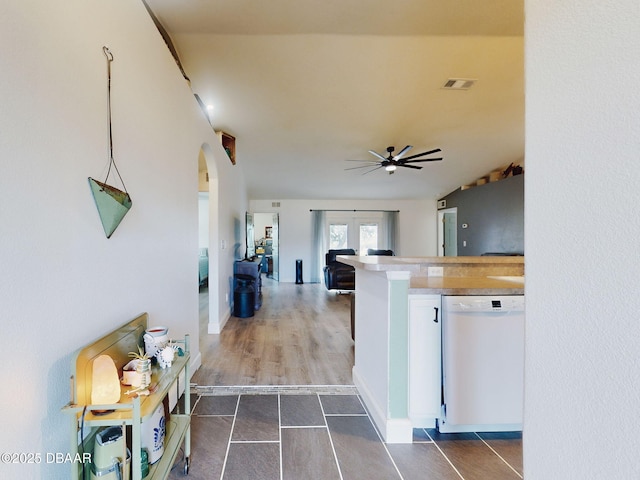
146,0 -> 524,200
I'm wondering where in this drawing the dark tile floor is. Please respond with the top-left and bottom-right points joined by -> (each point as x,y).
169,390 -> 523,480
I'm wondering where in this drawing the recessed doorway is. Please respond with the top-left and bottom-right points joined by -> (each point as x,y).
437,207 -> 458,257
198,144 -> 221,342
252,212 -> 279,281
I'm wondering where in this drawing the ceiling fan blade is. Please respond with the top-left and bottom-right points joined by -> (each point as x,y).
398,164 -> 423,169
400,148 -> 442,161
392,145 -> 413,161
368,150 -> 388,162
362,165 -> 384,175
345,159 -> 380,163
345,164 -> 381,171
403,157 -> 443,164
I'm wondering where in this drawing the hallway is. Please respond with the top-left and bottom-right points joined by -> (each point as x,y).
195,279 -> 354,386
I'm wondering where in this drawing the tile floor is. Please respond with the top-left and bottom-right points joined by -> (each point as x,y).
169,388 -> 523,480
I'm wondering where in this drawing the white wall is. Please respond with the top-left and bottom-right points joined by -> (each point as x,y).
249,198 -> 437,282
0,1 -> 246,478
203,143 -> 249,333
524,0 -> 640,478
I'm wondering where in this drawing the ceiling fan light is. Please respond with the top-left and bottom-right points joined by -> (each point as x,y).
385,165 -> 397,172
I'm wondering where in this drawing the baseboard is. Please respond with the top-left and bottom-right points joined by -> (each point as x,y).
208,308 -> 230,334
384,418 -> 414,444
352,366 -> 384,434
353,366 -> 413,443
190,351 -> 202,378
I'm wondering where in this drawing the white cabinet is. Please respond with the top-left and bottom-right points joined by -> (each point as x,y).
408,295 -> 441,428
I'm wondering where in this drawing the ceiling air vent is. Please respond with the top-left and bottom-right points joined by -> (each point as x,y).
442,78 -> 476,90
272,201 -> 281,208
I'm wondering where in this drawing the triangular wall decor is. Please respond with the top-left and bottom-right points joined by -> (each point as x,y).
88,177 -> 132,238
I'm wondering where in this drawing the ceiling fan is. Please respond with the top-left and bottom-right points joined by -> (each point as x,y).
346,145 -> 443,175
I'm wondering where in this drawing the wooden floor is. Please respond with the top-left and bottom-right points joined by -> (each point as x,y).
194,278 -> 355,386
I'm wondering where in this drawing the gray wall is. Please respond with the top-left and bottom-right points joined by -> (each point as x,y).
439,174 -> 524,256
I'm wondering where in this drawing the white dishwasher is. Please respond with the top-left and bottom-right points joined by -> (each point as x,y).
439,295 -> 525,433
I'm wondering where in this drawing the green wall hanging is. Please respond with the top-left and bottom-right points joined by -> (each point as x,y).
88,178 -> 132,238
89,46 -> 132,239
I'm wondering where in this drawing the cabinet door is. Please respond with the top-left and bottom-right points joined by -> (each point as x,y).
408,295 -> 442,427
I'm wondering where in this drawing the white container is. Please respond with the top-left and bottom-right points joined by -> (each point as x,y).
141,403 -> 165,464
143,326 -> 169,358
122,369 -> 142,387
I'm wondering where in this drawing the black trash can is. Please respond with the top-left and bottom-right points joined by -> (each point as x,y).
234,274 -> 255,318
295,259 -> 303,284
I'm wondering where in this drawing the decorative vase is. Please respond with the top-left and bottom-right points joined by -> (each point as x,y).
136,358 -> 152,389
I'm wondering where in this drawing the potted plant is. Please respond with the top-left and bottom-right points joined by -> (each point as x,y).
128,347 -> 151,389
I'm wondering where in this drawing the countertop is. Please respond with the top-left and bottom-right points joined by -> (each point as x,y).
338,255 -> 524,295
337,255 -> 524,271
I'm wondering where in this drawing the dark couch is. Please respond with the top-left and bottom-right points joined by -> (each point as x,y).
323,249 -> 356,291
367,249 -> 394,256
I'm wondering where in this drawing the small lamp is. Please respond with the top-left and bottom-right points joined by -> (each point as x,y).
91,354 -> 121,406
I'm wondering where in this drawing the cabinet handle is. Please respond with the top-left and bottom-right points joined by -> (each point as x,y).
433,307 -> 439,323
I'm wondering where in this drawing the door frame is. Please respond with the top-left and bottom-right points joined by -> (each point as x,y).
252,211 -> 279,280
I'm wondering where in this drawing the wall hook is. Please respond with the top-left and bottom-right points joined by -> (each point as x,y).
102,46 -> 113,62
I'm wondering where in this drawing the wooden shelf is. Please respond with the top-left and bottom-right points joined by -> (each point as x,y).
62,313 -> 192,480
147,414 -> 190,479
461,164 -> 523,191
217,131 -> 236,164
70,354 -> 189,425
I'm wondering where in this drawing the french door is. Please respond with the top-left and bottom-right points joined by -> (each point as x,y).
327,214 -> 383,254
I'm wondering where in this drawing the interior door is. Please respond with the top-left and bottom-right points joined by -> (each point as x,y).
438,208 -> 457,256
443,212 -> 457,256
271,213 -> 279,281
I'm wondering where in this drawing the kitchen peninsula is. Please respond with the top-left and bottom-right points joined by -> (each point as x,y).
338,255 -> 524,443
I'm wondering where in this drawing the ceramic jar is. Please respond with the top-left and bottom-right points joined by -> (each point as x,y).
143,326 -> 169,358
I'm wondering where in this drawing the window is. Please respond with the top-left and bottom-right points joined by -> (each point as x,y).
329,223 -> 348,250
360,224 -> 378,254
327,214 -> 383,254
